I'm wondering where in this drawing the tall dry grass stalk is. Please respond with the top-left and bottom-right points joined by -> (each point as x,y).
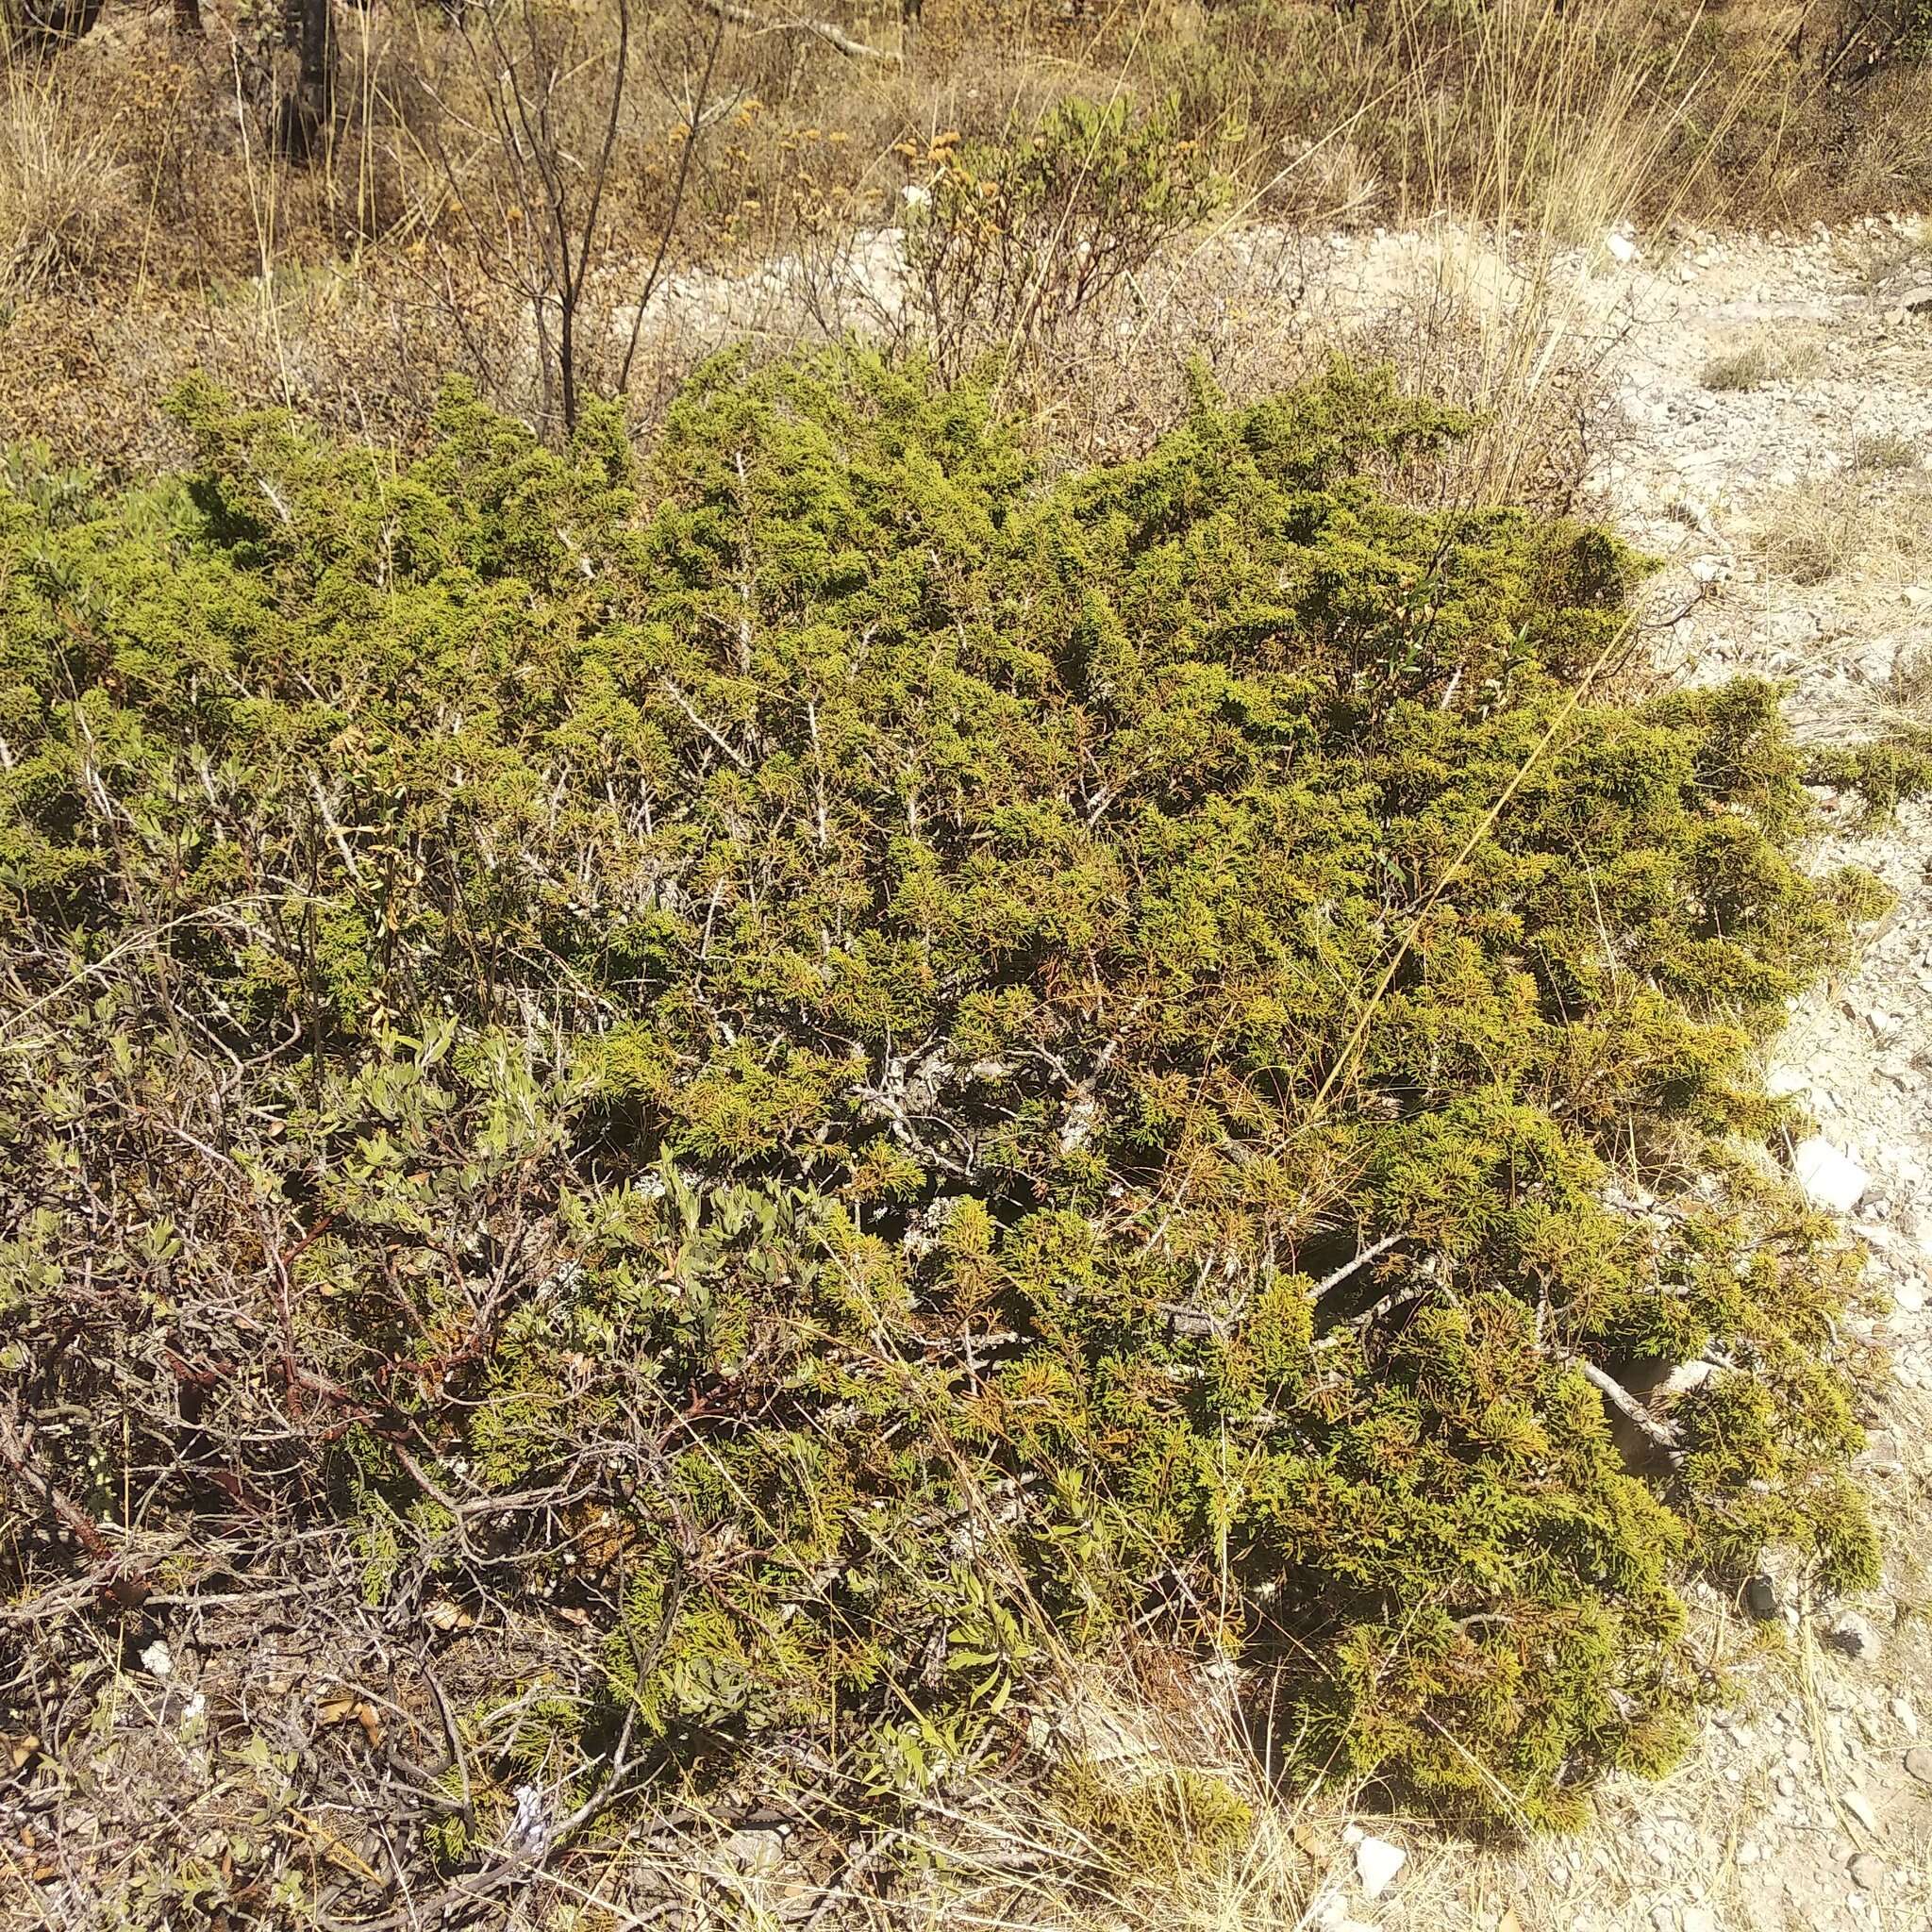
0,62 -> 131,291
0,0 -> 1908,467
1194,0 -> 1814,505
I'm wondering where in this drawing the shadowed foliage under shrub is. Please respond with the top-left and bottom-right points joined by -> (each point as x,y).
0,350 -> 1886,1909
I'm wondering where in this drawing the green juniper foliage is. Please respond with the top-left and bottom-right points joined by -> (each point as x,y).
0,350 -> 1882,1841
1806,724 -> 1932,824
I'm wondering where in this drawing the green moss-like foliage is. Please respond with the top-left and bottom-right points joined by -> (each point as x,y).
0,351 -> 1879,1834
1807,724 -> 1932,823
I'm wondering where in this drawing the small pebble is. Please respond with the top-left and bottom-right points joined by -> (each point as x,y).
1353,1835 -> 1406,1901
1849,1852 -> 1886,1890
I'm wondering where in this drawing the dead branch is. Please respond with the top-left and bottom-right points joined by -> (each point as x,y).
691,0 -> 900,60
1307,1230 -> 1406,1301
1564,1352 -> 1682,1457
1344,1280 -> 1435,1330
0,1390 -> 117,1570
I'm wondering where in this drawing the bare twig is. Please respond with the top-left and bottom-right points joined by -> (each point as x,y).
1563,1352 -> 1682,1456
0,1390 -> 116,1568
691,0 -> 899,61
620,0 -> 730,395
1307,1230 -> 1406,1301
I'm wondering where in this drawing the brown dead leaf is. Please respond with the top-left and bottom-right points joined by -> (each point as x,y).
1499,1909 -> 1524,1932
315,1694 -> 358,1725
353,1701 -> 383,1748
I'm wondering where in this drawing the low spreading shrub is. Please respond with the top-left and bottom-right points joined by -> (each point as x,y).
0,350 -> 1884,1901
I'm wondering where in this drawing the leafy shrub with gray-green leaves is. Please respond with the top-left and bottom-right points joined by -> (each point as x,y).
0,350 -> 1884,1893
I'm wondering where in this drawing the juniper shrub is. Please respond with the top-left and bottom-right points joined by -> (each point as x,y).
0,349 -> 1883,1853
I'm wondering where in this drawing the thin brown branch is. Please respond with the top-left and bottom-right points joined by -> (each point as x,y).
0,1391 -> 111,1563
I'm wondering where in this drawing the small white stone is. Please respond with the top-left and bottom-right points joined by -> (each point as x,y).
1354,1835 -> 1407,1900
1894,1282 -> 1926,1315
1606,228 -> 1641,264
1843,1790 -> 1878,1831
1793,1137 -> 1870,1214
140,1639 -> 174,1680
506,1783 -> 551,1856
1683,1907 -> 1718,1932
1317,1907 -> 1381,1932
1891,1696 -> 1919,1739
721,1827 -> 786,1875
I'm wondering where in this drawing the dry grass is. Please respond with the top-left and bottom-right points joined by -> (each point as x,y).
1700,331 -> 1827,391
1760,476 -> 1874,585
0,0 -> 1907,459
1757,463 -> 1932,587
1891,640 -> 1932,713
25,1607 -> 1355,1932
0,71 -> 133,291
1854,430 -> 1923,474
1156,0 -> 1920,231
